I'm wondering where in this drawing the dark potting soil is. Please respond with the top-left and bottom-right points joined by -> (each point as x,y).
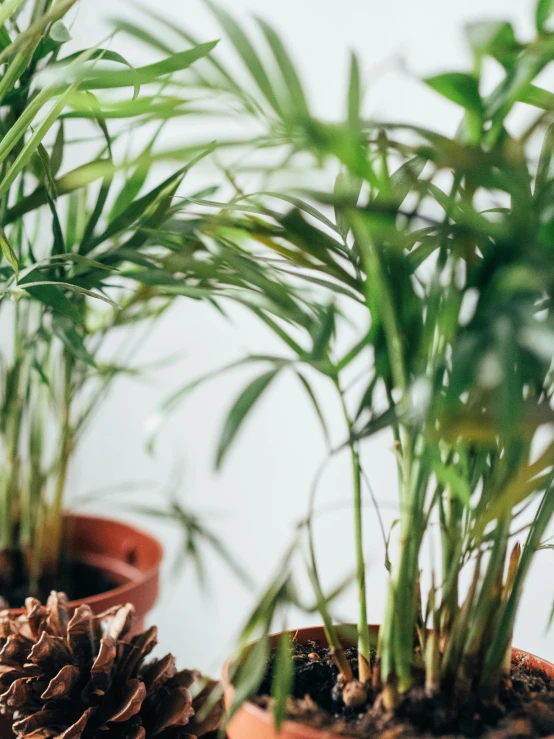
0,557 -> 118,609
255,641 -> 554,739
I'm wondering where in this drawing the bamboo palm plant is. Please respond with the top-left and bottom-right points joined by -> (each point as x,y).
0,0 -> 229,600
151,0 -> 554,722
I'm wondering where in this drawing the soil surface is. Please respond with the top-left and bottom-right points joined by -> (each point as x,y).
0,556 -> 118,608
256,641 -> 554,739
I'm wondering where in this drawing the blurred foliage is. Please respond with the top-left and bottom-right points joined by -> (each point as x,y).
144,0 -> 554,719
0,0 -> 229,592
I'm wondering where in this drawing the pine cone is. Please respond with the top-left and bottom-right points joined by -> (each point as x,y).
0,592 -> 223,739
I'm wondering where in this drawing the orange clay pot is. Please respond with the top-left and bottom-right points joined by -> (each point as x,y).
8,514 -> 163,632
0,514 -> 163,739
223,625 -> 554,739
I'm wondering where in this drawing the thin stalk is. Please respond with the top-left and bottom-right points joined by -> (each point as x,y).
441,551 -> 482,688
461,514 -> 510,683
306,526 -> 353,682
500,542 -> 521,679
482,485 -> 554,687
43,351 -> 74,574
335,376 -> 370,683
425,580 -> 440,694
352,445 -> 371,682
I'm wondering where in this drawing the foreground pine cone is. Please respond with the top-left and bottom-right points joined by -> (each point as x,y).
0,592 -> 223,739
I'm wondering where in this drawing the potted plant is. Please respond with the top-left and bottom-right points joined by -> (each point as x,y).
0,0 -> 228,625
152,1 -> 554,736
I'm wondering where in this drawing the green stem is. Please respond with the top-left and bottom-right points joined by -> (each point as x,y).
335,376 -> 370,682
306,523 -> 353,682
352,445 -> 370,682
44,351 -> 74,573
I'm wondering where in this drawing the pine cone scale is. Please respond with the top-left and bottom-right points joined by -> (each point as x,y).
41,663 -> 79,700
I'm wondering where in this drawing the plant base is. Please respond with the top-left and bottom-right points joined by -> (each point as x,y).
224,626 -> 554,739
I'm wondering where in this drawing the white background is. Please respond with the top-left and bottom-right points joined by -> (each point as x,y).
61,0 -> 554,676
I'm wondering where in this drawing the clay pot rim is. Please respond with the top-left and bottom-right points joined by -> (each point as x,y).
5,513 -> 163,616
222,624 -> 554,739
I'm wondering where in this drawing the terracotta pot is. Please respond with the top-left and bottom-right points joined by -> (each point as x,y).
223,625 -> 554,739
8,513 -> 163,632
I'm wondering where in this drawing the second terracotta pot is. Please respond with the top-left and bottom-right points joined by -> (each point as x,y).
7,513 -> 163,632
223,625 -> 554,739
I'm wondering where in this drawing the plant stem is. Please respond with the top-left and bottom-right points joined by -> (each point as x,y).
43,350 -> 74,573
352,444 -> 371,682
335,374 -> 371,683
306,524 -> 353,682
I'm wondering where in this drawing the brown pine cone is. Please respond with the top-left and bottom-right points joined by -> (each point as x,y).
0,592 -> 223,739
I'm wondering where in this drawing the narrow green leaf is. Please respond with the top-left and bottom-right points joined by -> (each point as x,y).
0,228 -> 18,276
109,19 -> 174,54
109,125 -> 164,220
205,0 -> 281,114
348,52 -> 361,128
537,0 -> 554,31
21,281 -> 118,308
51,316 -> 95,367
77,41 -> 218,91
536,122 -> 554,195
216,368 -> 280,469
0,82 -> 78,199
432,458 -> 472,506
465,21 -> 519,68
51,121 -> 65,176
229,635 -> 270,718
310,304 -> 335,361
256,17 -> 309,118
296,372 -> 330,445
22,284 -> 84,325
0,0 -> 27,29
257,191 -> 339,233
271,633 -> 294,729
375,155 -> 426,209
334,170 -> 363,240
425,72 -> 482,113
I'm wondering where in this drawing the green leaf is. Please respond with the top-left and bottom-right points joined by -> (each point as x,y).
310,304 -> 336,361
50,19 -> 71,43
51,121 -> 65,176
93,167 -> 187,247
296,372 -> 330,445
22,284 -> 84,325
465,21 -> 519,68
229,635 -> 270,718
432,457 -> 472,506
0,82 -> 78,199
21,281 -> 118,308
536,0 -> 554,31
347,52 -> 361,128
77,41 -> 218,91
0,0 -> 26,28
536,122 -> 554,195
0,228 -> 18,276
216,368 -> 280,469
425,73 -> 482,114
51,316 -> 95,367
271,633 -> 294,729
256,17 -> 309,118
109,19 -> 174,55
257,191 -> 338,233
109,125 -> 163,220
334,170 -> 363,240
205,0 -> 281,114
352,407 -> 397,442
